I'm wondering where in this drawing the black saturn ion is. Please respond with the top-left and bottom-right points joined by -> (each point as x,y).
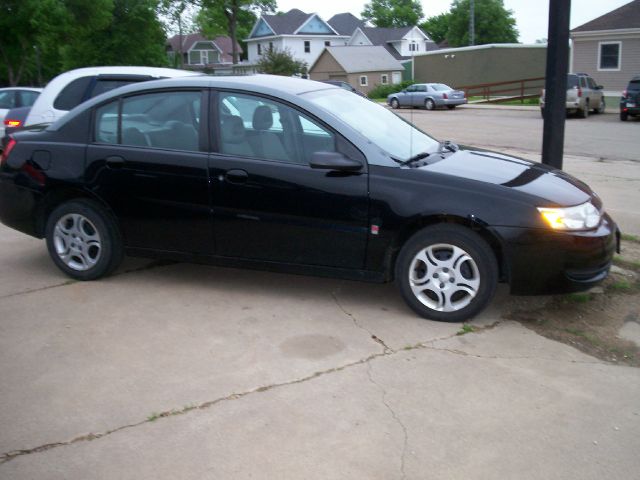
0,75 -> 620,322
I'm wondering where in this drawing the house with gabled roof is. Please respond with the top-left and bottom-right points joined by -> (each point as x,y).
348,26 -> 438,60
570,0 -> 640,93
308,46 -> 404,95
246,9 -> 351,67
166,33 -> 242,74
327,13 -> 366,36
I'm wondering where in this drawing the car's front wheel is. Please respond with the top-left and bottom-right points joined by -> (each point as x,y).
579,101 -> 589,118
46,199 -> 123,280
395,225 -> 498,322
390,98 -> 400,109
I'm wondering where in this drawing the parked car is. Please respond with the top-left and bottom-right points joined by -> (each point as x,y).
320,80 -> 367,97
19,66 -> 199,131
540,73 -> 605,118
387,83 -> 467,110
620,75 -> 640,121
0,75 -> 618,322
3,106 -> 33,137
0,87 -> 42,139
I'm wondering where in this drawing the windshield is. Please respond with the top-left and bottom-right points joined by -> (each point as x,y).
431,84 -> 452,91
304,89 -> 438,162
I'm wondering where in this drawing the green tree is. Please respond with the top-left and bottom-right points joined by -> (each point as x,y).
420,12 -> 451,44
0,0 -> 67,85
446,0 -> 518,47
198,0 -> 276,64
256,47 -> 306,76
361,0 -> 424,28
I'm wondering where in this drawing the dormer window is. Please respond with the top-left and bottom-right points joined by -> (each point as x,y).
409,43 -> 419,52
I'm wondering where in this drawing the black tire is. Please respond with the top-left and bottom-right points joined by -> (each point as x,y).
620,110 -> 628,121
447,105 -> 456,110
596,98 -> 605,114
579,101 -> 589,118
395,224 -> 498,322
390,98 -> 400,109
425,98 -> 436,110
45,199 -> 123,281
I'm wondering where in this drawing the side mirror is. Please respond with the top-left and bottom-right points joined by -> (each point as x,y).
309,151 -> 362,172
596,85 -> 604,90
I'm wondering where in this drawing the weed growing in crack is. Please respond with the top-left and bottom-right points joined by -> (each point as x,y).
457,324 -> 475,335
147,412 -> 160,422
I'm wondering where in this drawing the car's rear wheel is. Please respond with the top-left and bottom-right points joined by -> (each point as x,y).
425,99 -> 436,110
46,199 -> 123,280
390,98 -> 400,109
620,110 -> 628,121
395,225 -> 498,322
579,101 -> 589,118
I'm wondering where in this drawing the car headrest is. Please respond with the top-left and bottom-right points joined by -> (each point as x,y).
221,116 -> 246,144
252,105 -> 273,131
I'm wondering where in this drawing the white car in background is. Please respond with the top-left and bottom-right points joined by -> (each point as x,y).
23,66 -> 200,128
0,87 -> 43,138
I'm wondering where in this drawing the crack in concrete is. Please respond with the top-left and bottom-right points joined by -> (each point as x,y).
366,362 -> 408,480
331,288 -> 394,353
0,260 -> 176,300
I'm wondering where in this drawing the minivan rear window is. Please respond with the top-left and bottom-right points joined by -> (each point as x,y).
567,75 -> 579,89
53,76 -> 93,110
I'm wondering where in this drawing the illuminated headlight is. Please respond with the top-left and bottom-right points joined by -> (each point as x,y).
537,201 -> 601,230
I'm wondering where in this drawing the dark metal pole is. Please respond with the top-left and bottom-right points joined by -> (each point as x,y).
541,0 -> 571,169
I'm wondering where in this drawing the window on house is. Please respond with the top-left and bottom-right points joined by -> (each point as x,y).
258,44 -> 262,55
381,74 -> 388,85
599,42 -> 620,70
409,43 -> 418,52
269,42 -> 273,51
304,41 -> 310,53
359,76 -> 368,87
189,50 -> 201,64
325,41 -> 330,47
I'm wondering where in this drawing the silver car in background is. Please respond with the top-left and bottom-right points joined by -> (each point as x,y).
387,83 -> 467,110
540,73 -> 605,119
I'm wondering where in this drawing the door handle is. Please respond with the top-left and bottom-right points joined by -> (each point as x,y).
224,169 -> 248,184
105,155 -> 126,169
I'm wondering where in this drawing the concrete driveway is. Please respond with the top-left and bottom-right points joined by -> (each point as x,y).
1,108 -> 640,479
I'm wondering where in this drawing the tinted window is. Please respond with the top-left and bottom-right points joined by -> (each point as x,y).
19,90 -> 40,107
0,91 -> 16,109
628,80 -> 640,90
90,80 -> 138,99
431,84 -> 451,91
218,92 -> 335,164
53,76 -> 93,110
567,75 -> 579,89
416,85 -> 427,92
95,91 -> 201,151
587,77 -> 597,89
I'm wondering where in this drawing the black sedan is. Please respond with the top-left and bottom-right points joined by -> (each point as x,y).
0,75 -> 618,322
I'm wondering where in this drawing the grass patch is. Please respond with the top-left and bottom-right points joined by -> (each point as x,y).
565,292 -> 591,303
457,324 -> 475,335
147,412 -> 160,422
608,279 -> 635,292
613,256 -> 640,271
622,233 -> 640,243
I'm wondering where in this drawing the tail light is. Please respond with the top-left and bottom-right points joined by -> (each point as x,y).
3,119 -> 21,128
577,88 -> 582,97
0,138 -> 16,165
442,93 -> 448,99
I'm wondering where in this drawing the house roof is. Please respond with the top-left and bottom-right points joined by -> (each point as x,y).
314,46 -> 404,73
261,9 -> 312,35
572,0 -> 640,32
327,13 -> 366,35
357,26 -> 438,59
166,33 -> 242,63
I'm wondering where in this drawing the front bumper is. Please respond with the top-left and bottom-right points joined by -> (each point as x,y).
493,213 -> 618,295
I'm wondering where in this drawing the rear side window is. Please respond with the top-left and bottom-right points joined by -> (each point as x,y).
19,90 -> 40,107
587,78 -> 597,89
0,91 -> 17,109
94,91 -> 202,152
53,76 -> 93,110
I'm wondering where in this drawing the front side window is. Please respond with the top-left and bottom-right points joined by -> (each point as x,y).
599,42 -> 620,70
218,92 -> 335,164
94,91 -> 201,151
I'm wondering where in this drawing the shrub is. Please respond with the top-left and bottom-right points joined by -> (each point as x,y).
368,80 -> 415,99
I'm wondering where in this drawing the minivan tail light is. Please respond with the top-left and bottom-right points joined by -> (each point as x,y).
577,88 -> 582,97
0,138 -> 17,165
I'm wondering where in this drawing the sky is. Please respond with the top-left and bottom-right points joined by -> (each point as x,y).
273,0 -> 633,44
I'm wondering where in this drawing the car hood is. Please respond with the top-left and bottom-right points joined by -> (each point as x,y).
418,147 -> 593,207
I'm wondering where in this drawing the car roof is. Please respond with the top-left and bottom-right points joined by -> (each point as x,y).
0,87 -> 43,92
51,74 -> 338,130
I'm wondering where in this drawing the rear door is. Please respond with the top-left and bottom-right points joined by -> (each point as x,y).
209,90 -> 369,269
86,89 -> 212,254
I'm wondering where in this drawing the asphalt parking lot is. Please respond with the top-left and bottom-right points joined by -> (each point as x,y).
1,107 -> 639,479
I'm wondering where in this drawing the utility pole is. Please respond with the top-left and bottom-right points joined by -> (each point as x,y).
469,0 -> 475,46
541,0 -> 571,169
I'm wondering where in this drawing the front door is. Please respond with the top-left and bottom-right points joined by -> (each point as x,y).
209,91 -> 369,269
86,89 -> 212,254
